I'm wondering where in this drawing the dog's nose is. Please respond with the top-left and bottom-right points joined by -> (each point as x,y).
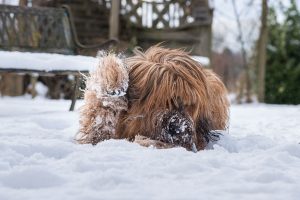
159,110 -> 196,151
168,116 -> 185,135
167,114 -> 190,136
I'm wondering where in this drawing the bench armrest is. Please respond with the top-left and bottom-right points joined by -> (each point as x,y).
61,5 -> 118,50
74,38 -> 118,50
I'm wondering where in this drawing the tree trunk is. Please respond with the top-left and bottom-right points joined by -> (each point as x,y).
257,0 -> 268,102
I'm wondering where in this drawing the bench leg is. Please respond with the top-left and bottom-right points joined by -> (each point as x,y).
69,75 -> 80,111
30,74 -> 38,98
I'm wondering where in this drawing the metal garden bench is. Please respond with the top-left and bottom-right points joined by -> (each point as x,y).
0,5 -> 117,111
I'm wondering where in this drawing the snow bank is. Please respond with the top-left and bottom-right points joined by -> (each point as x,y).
0,98 -> 300,200
0,51 -> 98,72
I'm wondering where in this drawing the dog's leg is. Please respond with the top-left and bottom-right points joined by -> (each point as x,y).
77,53 -> 129,145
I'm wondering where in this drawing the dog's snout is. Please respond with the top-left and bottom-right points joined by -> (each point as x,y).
166,114 -> 192,136
157,110 -> 196,151
168,116 -> 186,136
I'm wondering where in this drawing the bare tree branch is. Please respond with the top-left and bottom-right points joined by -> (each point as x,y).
231,0 -> 252,103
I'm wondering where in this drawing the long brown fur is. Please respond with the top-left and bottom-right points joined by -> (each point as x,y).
115,46 -> 229,151
77,46 -> 229,151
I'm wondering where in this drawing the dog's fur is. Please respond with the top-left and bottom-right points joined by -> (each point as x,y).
115,46 -> 229,151
76,53 -> 128,145
77,46 -> 229,151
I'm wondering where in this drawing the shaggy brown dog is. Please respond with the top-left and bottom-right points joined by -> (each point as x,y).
115,46 -> 229,151
77,46 -> 229,151
76,53 -> 128,145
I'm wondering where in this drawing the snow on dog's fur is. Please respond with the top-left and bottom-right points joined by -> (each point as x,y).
76,53 -> 128,145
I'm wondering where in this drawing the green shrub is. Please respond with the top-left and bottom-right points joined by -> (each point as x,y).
265,1 -> 300,104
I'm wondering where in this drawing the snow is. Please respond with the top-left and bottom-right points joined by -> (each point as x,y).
192,56 -> 210,66
0,97 -> 300,200
0,51 -> 98,72
0,51 -> 210,72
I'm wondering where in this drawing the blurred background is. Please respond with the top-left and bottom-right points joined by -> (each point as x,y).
0,0 -> 299,105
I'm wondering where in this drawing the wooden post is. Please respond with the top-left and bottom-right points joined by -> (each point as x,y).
191,0 -> 212,67
208,8 -> 213,68
19,0 -> 28,6
109,0 -> 120,39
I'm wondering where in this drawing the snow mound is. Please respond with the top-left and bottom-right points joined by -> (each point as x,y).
0,98 -> 300,200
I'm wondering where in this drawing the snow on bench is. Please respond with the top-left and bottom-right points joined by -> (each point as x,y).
0,51 -> 98,74
192,56 -> 210,66
0,51 -> 210,74
0,51 -> 99,111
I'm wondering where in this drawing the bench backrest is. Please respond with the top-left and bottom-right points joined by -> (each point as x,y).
0,5 -> 75,54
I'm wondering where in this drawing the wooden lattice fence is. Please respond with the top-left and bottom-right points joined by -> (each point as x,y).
120,0 -> 211,29
118,0 -> 212,58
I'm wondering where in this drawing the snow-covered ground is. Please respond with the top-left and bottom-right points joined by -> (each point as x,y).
0,97 -> 299,200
